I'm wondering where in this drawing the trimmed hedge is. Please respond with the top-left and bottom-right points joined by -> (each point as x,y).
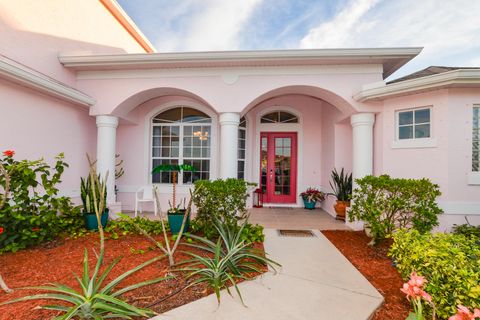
349,175 -> 442,243
389,229 -> 480,319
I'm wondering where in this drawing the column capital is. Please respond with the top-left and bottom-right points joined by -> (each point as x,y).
350,113 -> 375,127
96,115 -> 119,128
219,112 -> 240,125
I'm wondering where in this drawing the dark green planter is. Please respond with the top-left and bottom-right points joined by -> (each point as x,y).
167,209 -> 190,234
84,209 -> 109,230
303,199 -> 316,210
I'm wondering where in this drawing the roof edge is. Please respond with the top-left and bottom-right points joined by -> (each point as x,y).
355,69 -> 480,102
0,55 -> 96,107
99,0 -> 156,53
59,47 -> 422,75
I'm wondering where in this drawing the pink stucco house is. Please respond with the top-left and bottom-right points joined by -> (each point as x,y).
1,0 -> 479,230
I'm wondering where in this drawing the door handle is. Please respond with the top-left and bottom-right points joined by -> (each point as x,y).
269,169 -> 273,182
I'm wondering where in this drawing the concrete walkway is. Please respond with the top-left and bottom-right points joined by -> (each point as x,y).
153,229 -> 383,320
248,207 -> 351,230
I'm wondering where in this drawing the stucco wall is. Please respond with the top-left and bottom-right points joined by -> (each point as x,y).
0,0 -> 146,85
380,88 -> 480,230
0,79 -> 96,197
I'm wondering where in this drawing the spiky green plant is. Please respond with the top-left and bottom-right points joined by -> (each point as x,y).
1,249 -> 169,319
80,175 -> 107,214
329,168 -> 353,201
178,219 -> 280,305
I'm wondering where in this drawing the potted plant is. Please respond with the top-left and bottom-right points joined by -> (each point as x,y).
80,174 -> 109,230
300,187 -> 325,210
329,168 -> 352,221
151,163 -> 196,234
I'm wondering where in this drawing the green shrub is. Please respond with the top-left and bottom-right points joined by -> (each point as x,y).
389,229 -> 480,319
193,179 -> 249,227
105,216 -> 168,239
453,220 -> 480,243
0,152 -> 81,253
349,175 -> 442,243
190,219 -> 265,243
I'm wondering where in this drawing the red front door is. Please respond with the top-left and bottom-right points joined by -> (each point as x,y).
260,132 -> 297,203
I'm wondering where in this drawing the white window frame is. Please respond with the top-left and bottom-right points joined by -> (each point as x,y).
391,106 -> 437,149
237,117 -> 247,179
468,104 -> 480,185
146,104 -> 217,187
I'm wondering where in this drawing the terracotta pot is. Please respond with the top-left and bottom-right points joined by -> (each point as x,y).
334,200 -> 350,221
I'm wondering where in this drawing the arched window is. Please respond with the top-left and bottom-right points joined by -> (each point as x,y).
152,106 -> 211,184
237,117 -> 246,179
260,111 -> 298,123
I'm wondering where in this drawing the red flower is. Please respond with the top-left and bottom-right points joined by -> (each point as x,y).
31,227 -> 41,232
2,150 -> 15,157
0,227 -> 4,234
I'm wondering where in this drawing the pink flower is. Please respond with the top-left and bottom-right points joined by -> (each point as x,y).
449,305 -> 480,320
2,150 -> 14,157
400,271 -> 431,302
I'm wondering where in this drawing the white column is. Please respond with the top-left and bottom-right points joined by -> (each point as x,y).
349,113 -> 375,230
96,115 -> 118,204
219,112 -> 240,178
351,113 -> 375,181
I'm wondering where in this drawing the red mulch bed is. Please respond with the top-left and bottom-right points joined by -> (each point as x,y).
0,233 -> 265,320
322,230 -> 410,320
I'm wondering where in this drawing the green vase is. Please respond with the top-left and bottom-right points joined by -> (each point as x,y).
303,199 -> 316,210
167,209 -> 190,234
84,209 -> 109,230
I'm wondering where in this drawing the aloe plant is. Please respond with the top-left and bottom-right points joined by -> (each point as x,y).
178,219 -> 280,305
1,249 -> 169,319
329,168 -> 352,201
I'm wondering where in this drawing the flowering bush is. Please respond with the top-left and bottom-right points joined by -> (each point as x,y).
449,305 -> 480,320
401,271 -> 435,320
300,187 -> 325,202
0,151 -> 82,253
390,229 -> 480,319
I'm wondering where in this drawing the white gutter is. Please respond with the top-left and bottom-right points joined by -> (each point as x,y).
0,55 -> 95,107
355,69 -> 480,102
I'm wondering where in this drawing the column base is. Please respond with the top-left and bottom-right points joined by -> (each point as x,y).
107,202 -> 122,219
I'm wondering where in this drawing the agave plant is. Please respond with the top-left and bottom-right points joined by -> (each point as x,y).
178,219 -> 280,305
1,249 -> 169,319
329,168 -> 353,201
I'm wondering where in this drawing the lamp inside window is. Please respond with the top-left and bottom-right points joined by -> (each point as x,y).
193,129 -> 209,141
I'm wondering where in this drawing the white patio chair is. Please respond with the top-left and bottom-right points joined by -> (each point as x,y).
134,187 -> 157,217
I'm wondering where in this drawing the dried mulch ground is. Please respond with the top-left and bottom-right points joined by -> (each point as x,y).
0,233 -> 265,320
322,230 -> 410,320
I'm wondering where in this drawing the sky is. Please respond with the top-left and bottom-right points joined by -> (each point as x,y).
118,0 -> 480,80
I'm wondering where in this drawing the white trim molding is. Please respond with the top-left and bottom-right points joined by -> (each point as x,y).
59,47 -> 422,78
355,69 -> 480,102
467,172 -> 480,185
391,138 -> 437,149
438,201 -> 480,215
0,55 -> 95,107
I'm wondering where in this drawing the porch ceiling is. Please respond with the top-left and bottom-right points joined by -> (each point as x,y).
59,47 -> 422,79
